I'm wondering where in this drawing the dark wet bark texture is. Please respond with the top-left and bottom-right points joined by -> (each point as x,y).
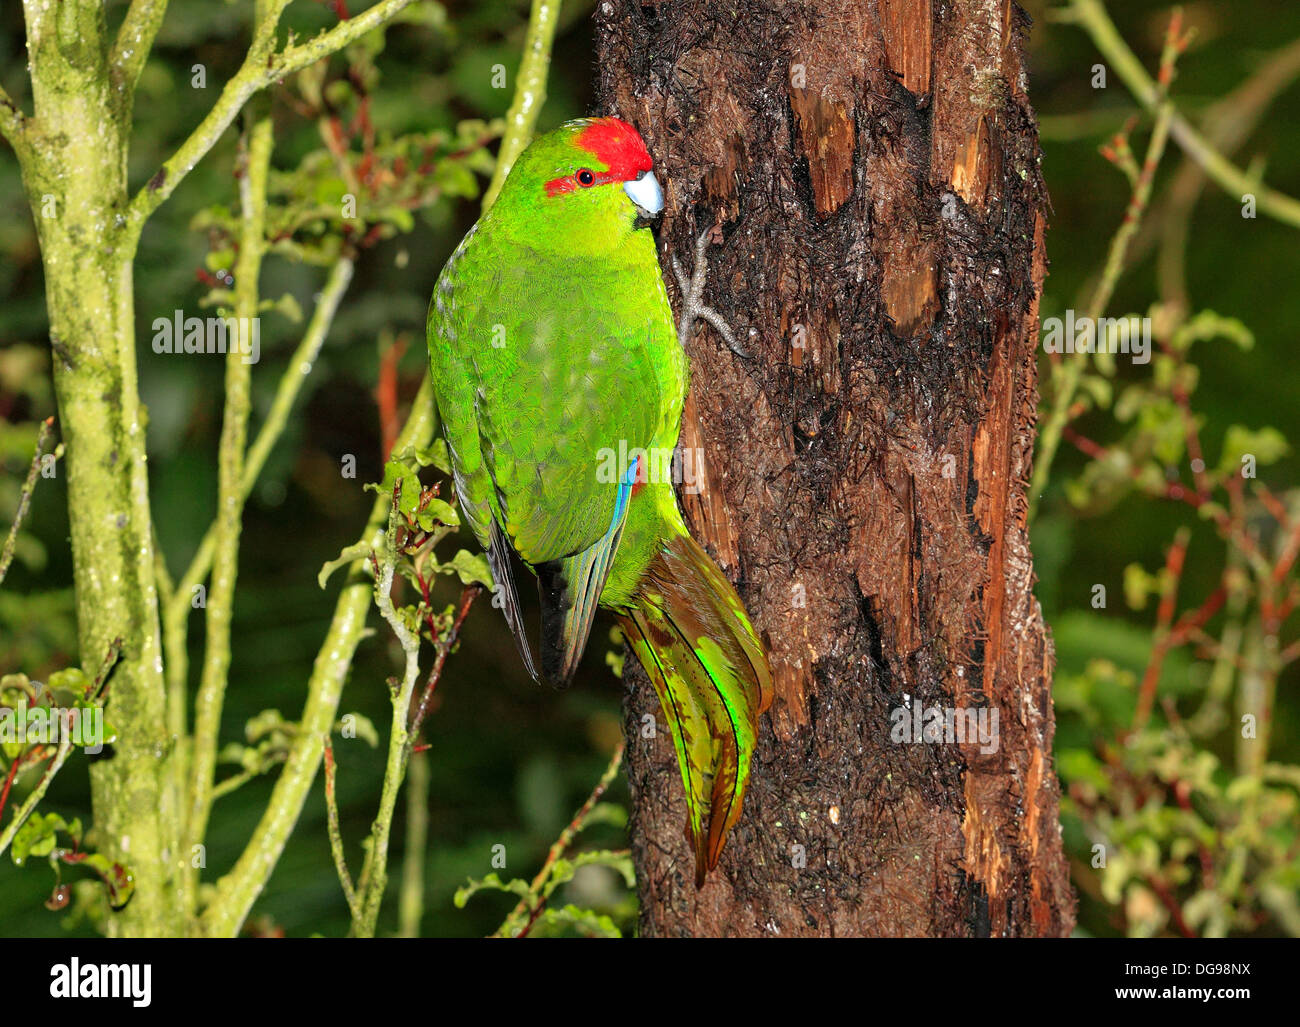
597,0 -> 1075,936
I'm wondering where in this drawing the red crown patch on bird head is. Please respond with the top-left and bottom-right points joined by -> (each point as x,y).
573,118 -> 653,180
545,118 -> 655,198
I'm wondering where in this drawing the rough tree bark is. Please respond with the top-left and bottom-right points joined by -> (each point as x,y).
598,0 -> 1075,936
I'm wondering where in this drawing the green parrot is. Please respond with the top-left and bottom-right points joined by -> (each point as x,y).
426,116 -> 771,884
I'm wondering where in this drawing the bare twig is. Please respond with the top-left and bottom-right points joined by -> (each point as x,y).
183,112 -> 274,918
0,417 -> 56,588
324,741 -> 361,920
1056,0 -> 1300,228
499,741 -> 625,938
1031,9 -> 1185,518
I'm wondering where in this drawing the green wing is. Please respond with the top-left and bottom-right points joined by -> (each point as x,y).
427,219 -> 680,682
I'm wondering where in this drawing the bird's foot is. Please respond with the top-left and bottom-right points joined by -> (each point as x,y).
671,230 -> 750,359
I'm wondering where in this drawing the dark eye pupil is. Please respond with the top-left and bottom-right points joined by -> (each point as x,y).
577,169 -> 595,186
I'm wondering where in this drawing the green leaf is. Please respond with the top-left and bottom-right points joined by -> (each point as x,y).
1078,373 -> 1113,410
365,459 -> 422,517
318,541 -> 373,589
204,247 -> 236,274
1217,424 -> 1289,475
577,802 -> 628,831
416,497 -> 459,531
453,872 -> 531,908
413,438 -> 452,474
395,1 -> 448,29
1171,310 -> 1254,353
441,549 -> 493,588
605,644 -> 625,679
245,708 -> 294,744
269,292 -> 304,324
11,813 -> 61,865
536,904 -> 622,938
1123,562 -> 1159,611
67,852 -> 135,910
0,673 -> 37,705
569,849 -> 636,888
45,667 -> 90,699
333,712 -> 380,748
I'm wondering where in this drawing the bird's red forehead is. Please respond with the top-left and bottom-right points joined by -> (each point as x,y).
574,118 -> 653,180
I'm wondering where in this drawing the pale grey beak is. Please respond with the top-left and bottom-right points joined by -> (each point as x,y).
623,171 -> 663,217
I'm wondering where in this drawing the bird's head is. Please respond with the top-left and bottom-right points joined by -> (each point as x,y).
492,117 -> 664,255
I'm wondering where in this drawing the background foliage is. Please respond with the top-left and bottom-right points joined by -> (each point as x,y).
0,0 -> 1296,936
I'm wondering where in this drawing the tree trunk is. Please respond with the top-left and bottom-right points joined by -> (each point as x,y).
598,0 -> 1075,936
20,1 -> 175,936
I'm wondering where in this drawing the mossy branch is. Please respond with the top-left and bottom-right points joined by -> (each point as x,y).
124,0 -> 417,235
482,0 -> 562,208
349,499 -> 424,938
198,380 -> 437,936
397,747 -> 430,936
323,741 -> 361,921
181,111 -> 273,919
111,0 -> 172,97
0,83 -> 28,160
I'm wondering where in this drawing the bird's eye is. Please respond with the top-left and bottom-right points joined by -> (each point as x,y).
576,168 -> 596,187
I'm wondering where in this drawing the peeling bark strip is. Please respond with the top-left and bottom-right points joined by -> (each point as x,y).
598,0 -> 1073,936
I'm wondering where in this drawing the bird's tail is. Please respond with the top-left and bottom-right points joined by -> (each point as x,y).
617,530 -> 772,886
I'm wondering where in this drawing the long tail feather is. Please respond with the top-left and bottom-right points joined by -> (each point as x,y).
618,532 -> 771,885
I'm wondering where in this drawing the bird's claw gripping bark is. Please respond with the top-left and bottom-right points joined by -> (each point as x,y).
671,230 -> 750,359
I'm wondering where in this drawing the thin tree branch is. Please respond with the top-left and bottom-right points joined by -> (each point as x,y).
1031,10 -> 1182,519
350,499 -> 423,937
1058,0 -> 1300,228
482,0 -> 562,208
198,377 -> 438,937
498,741 -> 625,938
0,417 -> 56,588
111,0 -> 172,97
407,585 -> 478,746
1144,37 -> 1300,310
0,83 -> 28,159
123,0 -> 416,236
183,112 -> 273,918
324,740 -> 361,920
